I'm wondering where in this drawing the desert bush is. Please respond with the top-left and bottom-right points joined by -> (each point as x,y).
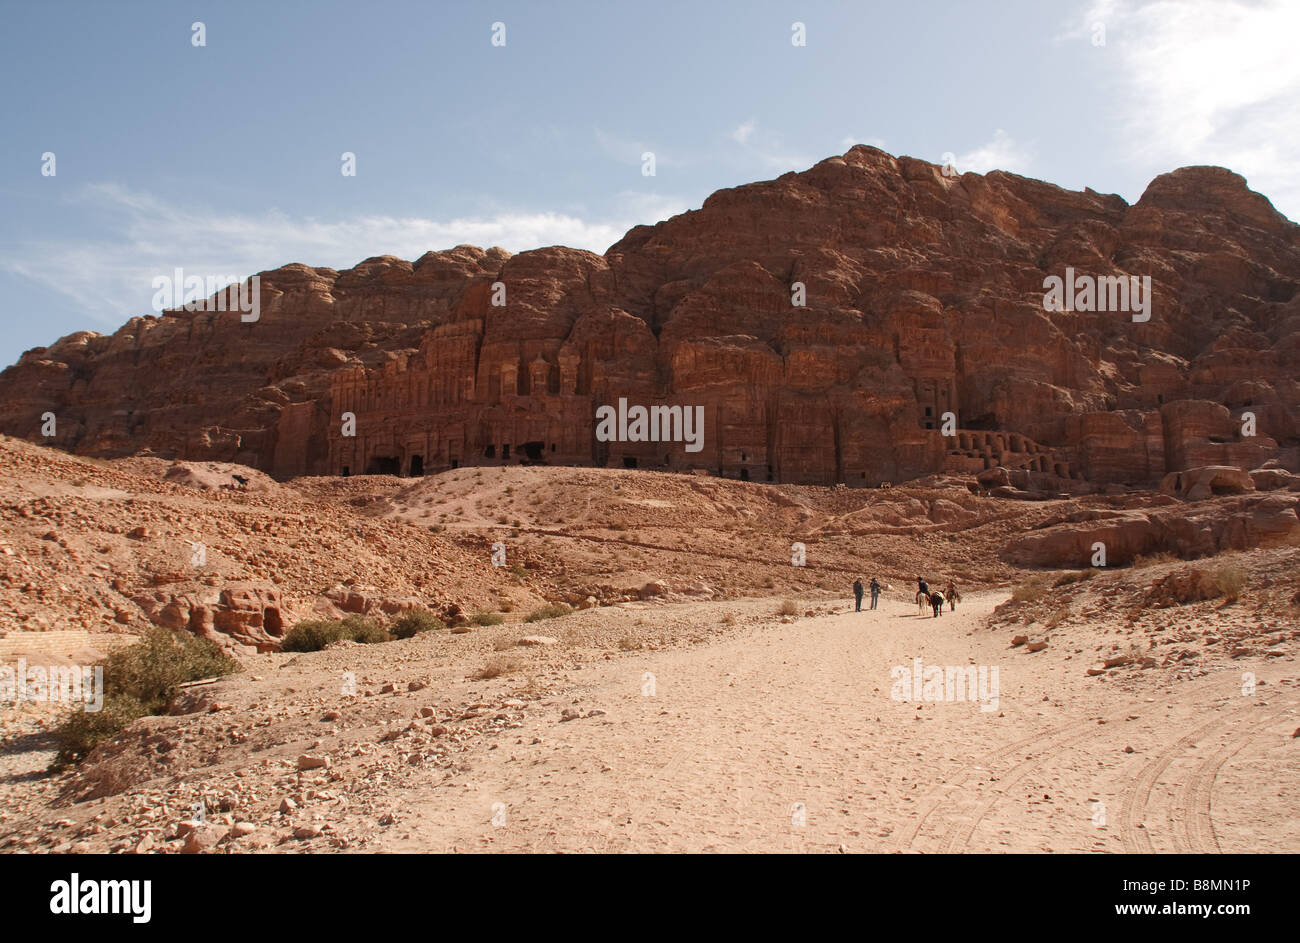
52,695 -> 148,768
471,611 -> 506,626
777,599 -> 799,616
101,627 -> 241,715
1213,564 -> 1246,602
1146,566 -> 1244,606
1011,577 -> 1049,604
524,602 -> 571,623
390,609 -> 446,639
1053,569 -> 1094,587
52,629 -> 240,766
282,614 -> 390,652
471,657 -> 521,680
1132,551 -> 1178,569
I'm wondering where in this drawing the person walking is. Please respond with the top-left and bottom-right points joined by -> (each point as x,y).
869,577 -> 881,610
853,578 -> 864,612
945,579 -> 960,611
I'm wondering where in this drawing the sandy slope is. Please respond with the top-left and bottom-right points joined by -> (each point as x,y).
374,592 -> 1299,853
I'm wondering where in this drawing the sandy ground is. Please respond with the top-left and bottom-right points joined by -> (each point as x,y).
368,592 -> 1299,854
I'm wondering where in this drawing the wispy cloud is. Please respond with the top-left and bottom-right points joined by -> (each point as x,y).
1,184 -> 691,328
727,119 -> 813,172
955,129 -> 1034,175
839,135 -> 887,151
731,119 -> 757,145
1074,0 -> 1300,217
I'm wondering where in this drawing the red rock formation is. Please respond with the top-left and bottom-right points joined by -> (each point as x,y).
2,149 -> 1297,488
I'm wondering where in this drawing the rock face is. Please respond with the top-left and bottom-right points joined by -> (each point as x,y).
2,148 -> 1297,488
1002,494 -> 1300,567
130,581 -> 290,653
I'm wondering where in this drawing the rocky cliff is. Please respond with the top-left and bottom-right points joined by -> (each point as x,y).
2,147 -> 1297,488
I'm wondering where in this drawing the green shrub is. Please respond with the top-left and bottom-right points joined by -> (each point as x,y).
470,611 -> 505,626
391,609 -> 446,639
282,614 -> 390,652
282,619 -> 349,652
53,694 -> 148,768
51,628 -> 240,766
103,627 -> 241,715
524,602 -> 571,623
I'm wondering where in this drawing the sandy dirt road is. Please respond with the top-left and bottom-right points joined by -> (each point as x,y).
380,592 -> 1300,853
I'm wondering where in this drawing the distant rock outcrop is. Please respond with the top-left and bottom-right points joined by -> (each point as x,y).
2,148 -> 1297,488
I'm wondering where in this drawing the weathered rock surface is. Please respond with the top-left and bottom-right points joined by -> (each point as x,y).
1002,494 -> 1300,567
2,149 -> 1297,488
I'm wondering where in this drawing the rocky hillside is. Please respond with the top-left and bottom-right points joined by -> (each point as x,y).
1,147 -> 1297,489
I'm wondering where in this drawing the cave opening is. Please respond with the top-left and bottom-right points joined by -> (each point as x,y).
366,456 -> 400,475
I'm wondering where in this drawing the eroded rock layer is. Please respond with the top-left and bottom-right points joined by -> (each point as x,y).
2,148 -> 1297,488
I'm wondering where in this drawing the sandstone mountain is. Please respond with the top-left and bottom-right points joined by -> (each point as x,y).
2,147 -> 1297,489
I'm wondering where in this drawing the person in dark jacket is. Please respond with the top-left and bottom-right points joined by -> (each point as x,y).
853,579 -> 864,611
869,577 -> 881,609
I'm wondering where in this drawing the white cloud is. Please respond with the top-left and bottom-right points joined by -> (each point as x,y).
955,129 -> 1034,175
1076,0 -> 1300,218
1,184 -> 691,329
726,119 -> 813,173
840,135 -> 886,151
731,119 -> 757,145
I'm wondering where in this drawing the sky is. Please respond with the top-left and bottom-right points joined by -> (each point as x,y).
1,0 -> 1297,368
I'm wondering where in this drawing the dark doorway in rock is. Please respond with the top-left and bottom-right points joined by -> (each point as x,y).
740,468 -> 749,481
264,608 -> 283,637
451,459 -> 459,469
409,455 -> 423,477
623,456 -> 638,469
341,466 -> 350,477
367,456 -> 400,475
502,444 -> 511,460
523,441 -> 544,461
485,445 -> 496,458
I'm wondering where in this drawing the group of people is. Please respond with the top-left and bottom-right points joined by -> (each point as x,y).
853,576 -> 960,617
852,576 -> 884,610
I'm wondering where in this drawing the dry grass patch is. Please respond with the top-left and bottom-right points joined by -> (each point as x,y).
1011,576 -> 1050,604
472,657 -> 522,680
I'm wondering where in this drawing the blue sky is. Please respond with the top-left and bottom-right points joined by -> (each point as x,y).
2,0 -> 1297,368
